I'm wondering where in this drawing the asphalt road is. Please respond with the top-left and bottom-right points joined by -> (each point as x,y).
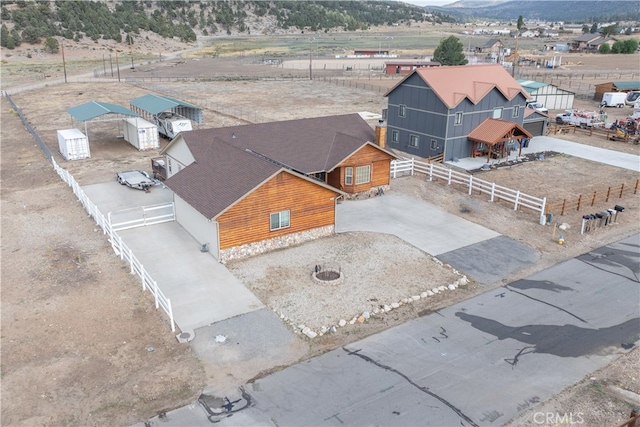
135,233 -> 640,427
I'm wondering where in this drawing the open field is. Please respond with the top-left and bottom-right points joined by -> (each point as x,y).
2,28 -> 639,425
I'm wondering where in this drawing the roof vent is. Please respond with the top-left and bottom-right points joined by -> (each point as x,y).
232,133 -> 236,138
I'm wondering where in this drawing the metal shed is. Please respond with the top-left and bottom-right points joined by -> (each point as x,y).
129,94 -> 203,125
517,79 -> 575,110
66,101 -> 139,144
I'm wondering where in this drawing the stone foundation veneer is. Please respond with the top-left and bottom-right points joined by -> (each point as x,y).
220,225 -> 335,262
343,185 -> 390,201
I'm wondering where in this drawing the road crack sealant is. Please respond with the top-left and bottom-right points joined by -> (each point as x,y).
342,347 -> 480,427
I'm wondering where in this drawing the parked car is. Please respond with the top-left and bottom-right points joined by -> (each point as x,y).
526,101 -> 549,114
116,170 -> 155,191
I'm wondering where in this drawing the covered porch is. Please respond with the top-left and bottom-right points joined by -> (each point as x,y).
467,118 -> 533,163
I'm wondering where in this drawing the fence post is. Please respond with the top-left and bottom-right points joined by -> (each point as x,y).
634,179 -> 639,194
514,190 -> 520,211
577,194 -> 582,211
468,175 -> 473,195
561,199 -> 566,216
140,264 -> 146,291
606,187 -> 611,202
154,280 -> 159,309
490,183 -> 495,202
591,191 -> 597,206
429,163 -> 433,181
167,299 -> 175,333
411,158 -> 415,176
619,183 -> 625,198
540,197 -> 547,225
447,168 -> 452,185
392,161 -> 396,179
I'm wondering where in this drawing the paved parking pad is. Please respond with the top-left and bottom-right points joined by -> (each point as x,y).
336,193 -> 500,256
437,235 -> 540,285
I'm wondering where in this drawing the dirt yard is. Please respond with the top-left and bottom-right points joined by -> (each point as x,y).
2,35 -> 639,426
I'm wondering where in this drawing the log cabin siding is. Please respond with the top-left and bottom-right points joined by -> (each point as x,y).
218,171 -> 338,249
329,144 -> 394,192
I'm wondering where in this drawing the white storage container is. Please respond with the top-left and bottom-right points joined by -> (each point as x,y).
57,128 -> 90,160
123,117 -> 160,151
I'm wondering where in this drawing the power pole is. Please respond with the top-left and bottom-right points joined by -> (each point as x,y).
309,37 -> 313,80
61,41 -> 67,83
512,34 -> 518,77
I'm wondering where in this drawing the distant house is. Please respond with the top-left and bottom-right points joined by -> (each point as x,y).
520,30 -> 538,38
384,64 -> 531,161
474,38 -> 505,57
161,114 -> 397,260
571,33 -> 617,51
354,49 -> 389,56
384,60 -> 440,75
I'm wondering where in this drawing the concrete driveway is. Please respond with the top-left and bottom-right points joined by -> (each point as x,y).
336,193 -> 538,284
83,181 -> 264,332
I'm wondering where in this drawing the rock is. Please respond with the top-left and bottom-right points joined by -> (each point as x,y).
357,316 -> 365,323
432,288 -> 440,294
302,327 -> 317,339
383,305 -> 392,312
214,335 -> 227,343
391,302 -> 400,309
444,264 -> 452,269
420,292 -> 428,298
402,298 -> 410,304
411,295 -> 420,301
448,284 -> 456,290
298,324 -> 306,330
438,285 -> 446,292
460,276 -> 468,285
338,319 -> 347,327
329,326 -> 337,333
362,311 -> 370,319
372,307 -> 380,314
349,318 -> 356,325
320,326 -> 328,334
146,346 -> 155,352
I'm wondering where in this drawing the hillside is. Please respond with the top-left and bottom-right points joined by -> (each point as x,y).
430,0 -> 640,22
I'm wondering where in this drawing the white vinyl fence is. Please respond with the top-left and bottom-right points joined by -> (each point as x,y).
51,159 -> 175,332
108,203 -> 175,232
391,158 -> 547,224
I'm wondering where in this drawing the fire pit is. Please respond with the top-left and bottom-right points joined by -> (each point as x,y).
312,265 -> 343,285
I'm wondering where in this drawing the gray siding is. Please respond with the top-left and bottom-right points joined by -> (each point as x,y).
387,76 -> 528,161
174,194 -> 220,259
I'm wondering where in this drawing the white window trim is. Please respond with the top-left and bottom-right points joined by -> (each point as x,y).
455,112 -> 463,125
399,104 -> 406,118
355,165 -> 371,185
391,130 -> 399,143
430,139 -> 437,150
409,134 -> 419,148
513,105 -> 520,118
345,167 -> 353,185
270,210 -> 290,231
493,107 -> 503,119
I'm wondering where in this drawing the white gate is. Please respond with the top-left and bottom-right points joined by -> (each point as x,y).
108,203 -> 175,231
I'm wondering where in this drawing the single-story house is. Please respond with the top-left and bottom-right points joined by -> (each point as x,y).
161,114 -> 397,261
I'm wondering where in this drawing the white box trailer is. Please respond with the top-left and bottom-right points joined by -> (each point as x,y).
154,112 -> 193,139
57,128 -> 90,160
601,92 -> 627,108
123,117 -> 160,151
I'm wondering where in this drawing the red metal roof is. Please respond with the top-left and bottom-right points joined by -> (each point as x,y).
467,118 -> 532,145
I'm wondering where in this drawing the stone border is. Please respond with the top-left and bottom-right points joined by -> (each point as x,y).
274,256 -> 469,339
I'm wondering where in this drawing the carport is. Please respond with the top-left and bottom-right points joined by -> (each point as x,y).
66,100 -> 139,144
129,94 -> 203,125
468,118 -> 533,161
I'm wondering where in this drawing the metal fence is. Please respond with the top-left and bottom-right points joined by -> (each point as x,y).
391,158 -> 547,224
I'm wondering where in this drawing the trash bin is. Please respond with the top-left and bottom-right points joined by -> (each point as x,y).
546,213 -> 553,224
523,138 -> 530,148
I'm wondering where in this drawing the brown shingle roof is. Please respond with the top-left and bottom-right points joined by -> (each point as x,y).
467,118 -> 532,145
385,64 -> 530,109
165,140 -> 283,219
180,113 -> 378,175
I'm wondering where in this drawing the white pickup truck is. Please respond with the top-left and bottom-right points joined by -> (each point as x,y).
555,110 -> 604,128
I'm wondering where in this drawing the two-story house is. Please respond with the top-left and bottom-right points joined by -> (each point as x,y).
384,64 -> 532,161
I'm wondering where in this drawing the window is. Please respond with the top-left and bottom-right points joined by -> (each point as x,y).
430,140 -> 438,150
345,167 -> 353,185
455,112 -> 463,125
493,107 -> 503,119
391,130 -> 399,143
513,105 -> 520,118
270,210 -> 290,231
355,165 -> 371,185
399,104 -> 406,117
409,134 -> 419,148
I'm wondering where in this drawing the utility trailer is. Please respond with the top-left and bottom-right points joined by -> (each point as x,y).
154,112 -> 192,139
